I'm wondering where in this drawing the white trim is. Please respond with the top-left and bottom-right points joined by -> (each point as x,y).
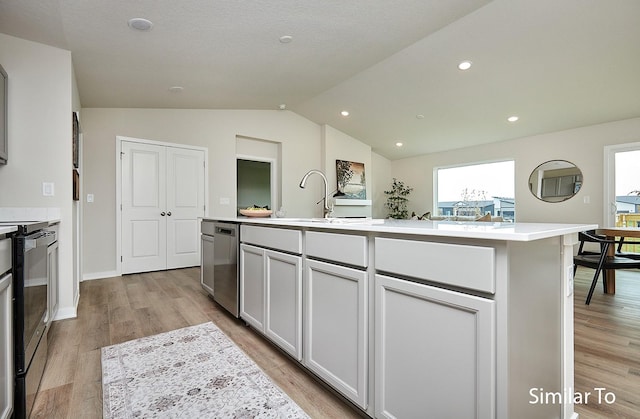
115,135 -> 209,277
83,270 -> 119,281
237,154 -> 279,210
603,141 -> 640,227
53,306 -> 77,321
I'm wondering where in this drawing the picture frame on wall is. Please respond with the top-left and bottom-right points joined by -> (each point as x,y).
72,111 -> 79,168
336,159 -> 366,199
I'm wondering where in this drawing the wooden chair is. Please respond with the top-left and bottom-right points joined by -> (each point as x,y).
574,230 -> 640,304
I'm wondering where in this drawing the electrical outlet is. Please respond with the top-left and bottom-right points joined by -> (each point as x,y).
42,182 -> 55,197
87,193 -> 94,203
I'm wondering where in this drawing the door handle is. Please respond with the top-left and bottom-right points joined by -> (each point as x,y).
167,211 -> 172,216
161,212 -> 166,216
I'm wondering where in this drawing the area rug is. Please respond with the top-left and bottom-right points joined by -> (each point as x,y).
101,322 -> 310,418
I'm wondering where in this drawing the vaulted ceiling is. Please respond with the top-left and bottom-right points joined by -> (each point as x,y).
1,0 -> 639,159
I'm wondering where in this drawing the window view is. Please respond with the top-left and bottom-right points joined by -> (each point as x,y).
615,149 -> 640,229
435,160 -> 515,221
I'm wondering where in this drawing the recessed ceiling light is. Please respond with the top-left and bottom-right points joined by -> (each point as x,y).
279,104 -> 286,110
507,115 -> 519,122
128,18 -> 153,31
395,142 -> 404,147
458,60 -> 472,71
168,86 -> 183,93
279,35 -> 293,44
416,114 -> 425,119
341,110 -> 350,117
458,60 -> 472,70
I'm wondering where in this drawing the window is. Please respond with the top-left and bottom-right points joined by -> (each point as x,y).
435,160 -> 515,221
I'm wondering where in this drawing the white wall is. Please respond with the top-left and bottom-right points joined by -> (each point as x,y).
391,117 -> 640,225
0,34 -> 76,317
371,151 -> 392,218
81,108 -> 324,275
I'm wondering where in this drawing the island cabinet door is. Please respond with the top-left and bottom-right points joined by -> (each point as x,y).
264,249 -> 302,361
239,243 -> 265,331
304,259 -> 368,410
375,274 -> 495,419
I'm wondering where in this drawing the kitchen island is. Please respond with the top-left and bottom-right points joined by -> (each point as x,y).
203,217 -> 595,419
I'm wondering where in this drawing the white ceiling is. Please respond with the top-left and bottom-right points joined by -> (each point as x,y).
1,0 -> 639,160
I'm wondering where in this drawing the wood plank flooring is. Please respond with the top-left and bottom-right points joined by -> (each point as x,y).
573,268 -> 640,418
29,266 -> 640,418
30,268 -> 363,419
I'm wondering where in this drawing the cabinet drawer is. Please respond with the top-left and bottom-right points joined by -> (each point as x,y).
201,220 -> 215,236
306,231 -> 368,268
375,238 -> 495,293
0,238 -> 10,274
241,225 -> 302,254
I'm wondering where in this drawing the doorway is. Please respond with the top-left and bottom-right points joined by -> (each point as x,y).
604,142 -> 640,229
116,136 -> 207,275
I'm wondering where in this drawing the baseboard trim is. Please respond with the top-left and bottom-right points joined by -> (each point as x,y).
54,306 -> 77,321
83,270 -> 119,281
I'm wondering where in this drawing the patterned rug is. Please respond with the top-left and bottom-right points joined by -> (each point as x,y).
101,322 -> 310,418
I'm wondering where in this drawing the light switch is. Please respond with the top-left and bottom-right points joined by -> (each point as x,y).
87,193 -> 94,203
42,182 -> 55,197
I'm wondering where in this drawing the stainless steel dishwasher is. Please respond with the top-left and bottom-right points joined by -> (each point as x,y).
212,222 -> 239,317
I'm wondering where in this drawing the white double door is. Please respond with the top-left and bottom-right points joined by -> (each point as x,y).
121,140 -> 205,274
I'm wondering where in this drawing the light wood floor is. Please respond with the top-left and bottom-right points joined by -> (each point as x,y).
573,268 -> 640,418
31,268 -> 363,419
29,266 -> 640,418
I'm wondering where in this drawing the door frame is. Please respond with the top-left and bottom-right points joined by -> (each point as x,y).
604,141 -> 640,227
115,135 -> 209,276
236,154 -> 278,212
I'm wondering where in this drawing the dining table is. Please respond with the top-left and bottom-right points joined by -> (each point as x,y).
595,227 -> 640,293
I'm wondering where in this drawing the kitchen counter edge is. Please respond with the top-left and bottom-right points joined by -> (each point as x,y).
202,217 -> 597,242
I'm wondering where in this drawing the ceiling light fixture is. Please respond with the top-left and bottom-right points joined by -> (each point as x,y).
507,115 -> 519,122
341,110 -> 350,117
168,86 -> 183,93
416,114 -> 425,119
395,142 -> 403,147
458,60 -> 472,70
128,18 -> 153,31
279,104 -> 286,110
279,35 -> 293,44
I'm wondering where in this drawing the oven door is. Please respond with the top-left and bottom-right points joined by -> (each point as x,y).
16,230 -> 52,374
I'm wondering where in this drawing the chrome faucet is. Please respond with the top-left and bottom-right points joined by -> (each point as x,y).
299,169 -> 333,218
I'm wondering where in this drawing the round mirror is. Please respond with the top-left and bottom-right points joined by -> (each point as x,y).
529,160 -> 583,202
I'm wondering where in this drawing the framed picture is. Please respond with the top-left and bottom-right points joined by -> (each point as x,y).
73,169 -> 79,201
72,112 -> 79,168
336,160 -> 366,199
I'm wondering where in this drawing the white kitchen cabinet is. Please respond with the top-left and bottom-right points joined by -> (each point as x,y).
375,273 -> 495,419
264,250 -> 302,360
240,243 -> 265,331
239,241 -> 303,360
46,240 -> 58,327
200,221 -> 214,295
304,258 -> 368,409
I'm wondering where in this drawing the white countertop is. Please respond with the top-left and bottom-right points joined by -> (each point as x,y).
203,217 -> 597,242
0,225 -> 18,235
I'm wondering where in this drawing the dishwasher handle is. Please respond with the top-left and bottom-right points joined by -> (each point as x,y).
215,227 -> 236,236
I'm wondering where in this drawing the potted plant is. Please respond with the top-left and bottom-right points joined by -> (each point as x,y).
384,178 -> 413,219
